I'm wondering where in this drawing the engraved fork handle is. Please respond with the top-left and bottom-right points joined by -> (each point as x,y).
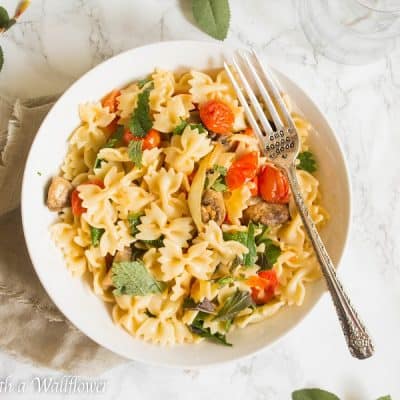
285,165 -> 374,359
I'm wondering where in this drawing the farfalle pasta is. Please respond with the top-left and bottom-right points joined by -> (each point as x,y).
47,68 -> 328,346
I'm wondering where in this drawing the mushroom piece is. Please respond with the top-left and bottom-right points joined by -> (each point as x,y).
102,247 -> 132,289
47,176 -> 73,211
201,189 -> 226,226
242,200 -> 290,226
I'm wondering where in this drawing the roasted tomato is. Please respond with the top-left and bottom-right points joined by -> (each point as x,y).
199,100 -> 234,134
247,270 -> 278,305
226,151 -> 258,191
258,164 -> 290,204
123,128 -> 161,150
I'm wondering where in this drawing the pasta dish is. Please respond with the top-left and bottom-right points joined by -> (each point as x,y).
46,68 -> 328,346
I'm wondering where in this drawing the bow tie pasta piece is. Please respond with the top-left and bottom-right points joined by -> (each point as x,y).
164,125 -> 213,174
150,69 -> 175,112
152,94 -> 195,133
117,83 -> 141,121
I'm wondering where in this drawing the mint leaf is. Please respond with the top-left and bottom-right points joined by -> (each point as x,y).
192,0 -> 230,40
128,140 -> 143,168
129,85 -> 153,137
214,289 -> 254,321
0,46 -> 3,72
292,389 -> 340,400
297,151 -> 317,173
183,297 -> 216,314
173,119 -> 188,135
112,260 -> 164,296
90,226 -> 105,247
223,222 -> 257,266
127,212 -> 143,236
0,7 -> 10,29
189,312 -> 232,346
137,77 -> 152,89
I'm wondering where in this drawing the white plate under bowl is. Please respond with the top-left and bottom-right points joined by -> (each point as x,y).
21,40 -> 351,368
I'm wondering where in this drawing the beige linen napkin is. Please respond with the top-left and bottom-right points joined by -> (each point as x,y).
0,97 -> 125,374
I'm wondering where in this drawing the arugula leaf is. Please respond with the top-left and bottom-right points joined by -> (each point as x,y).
0,45 -> 3,72
297,151 -> 317,173
215,276 -> 234,287
129,85 -> 153,137
127,212 -> 143,236
128,140 -> 143,168
257,238 -> 281,270
192,0 -> 230,40
292,389 -> 340,400
189,312 -> 232,346
112,260 -> 165,296
0,7 -> 10,29
183,297 -> 216,314
173,119 -> 188,135
94,126 -> 124,169
137,77 -> 152,89
223,222 -> 257,266
214,289 -> 254,321
90,226 -> 105,247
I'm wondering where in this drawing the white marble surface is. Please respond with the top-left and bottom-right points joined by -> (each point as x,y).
1,0 -> 400,398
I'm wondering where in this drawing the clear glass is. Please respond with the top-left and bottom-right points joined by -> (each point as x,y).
298,0 -> 400,64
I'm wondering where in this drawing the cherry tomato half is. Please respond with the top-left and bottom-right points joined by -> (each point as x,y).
101,89 -> 120,113
123,128 -> 161,150
226,151 -> 258,191
247,270 -> 278,305
258,164 -> 290,204
199,100 -> 234,134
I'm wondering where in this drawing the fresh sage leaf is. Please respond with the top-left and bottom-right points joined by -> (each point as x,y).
192,0 -> 230,40
112,260 -> 165,296
292,388 -> 340,400
214,289 -> 254,321
189,312 -> 232,346
183,297 -> 216,314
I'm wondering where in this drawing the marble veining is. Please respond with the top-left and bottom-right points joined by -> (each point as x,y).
0,0 -> 399,398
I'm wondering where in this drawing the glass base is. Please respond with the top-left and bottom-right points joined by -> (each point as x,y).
298,0 -> 398,65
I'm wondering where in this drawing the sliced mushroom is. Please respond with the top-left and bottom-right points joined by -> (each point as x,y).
47,176 -> 73,211
102,247 -> 132,289
242,199 -> 290,226
201,189 -> 226,226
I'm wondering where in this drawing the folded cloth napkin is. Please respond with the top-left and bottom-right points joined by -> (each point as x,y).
0,96 -> 125,374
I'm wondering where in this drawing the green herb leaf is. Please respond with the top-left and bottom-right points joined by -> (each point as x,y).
213,165 -> 227,176
140,236 -> 164,249
90,226 -> 105,247
183,297 -> 216,314
211,177 -> 227,192
292,389 -> 340,400
128,140 -> 143,168
0,45 -> 3,72
214,289 -> 254,321
112,260 -> 165,296
223,222 -> 257,266
190,122 -> 207,133
94,126 -> 124,169
189,312 -> 232,346
129,85 -> 153,137
377,397 -> 392,400
257,238 -> 281,270
192,0 -> 230,40
297,151 -> 317,173
137,77 -> 152,89
0,7 -> 10,29
127,212 -> 143,236
173,119 -> 188,135
215,276 -> 234,287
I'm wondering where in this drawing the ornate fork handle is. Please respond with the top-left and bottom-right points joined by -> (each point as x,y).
286,165 -> 374,359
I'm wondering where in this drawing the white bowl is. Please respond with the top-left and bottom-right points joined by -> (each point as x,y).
21,41 -> 351,367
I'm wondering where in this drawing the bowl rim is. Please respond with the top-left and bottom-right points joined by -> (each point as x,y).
21,40 -> 352,368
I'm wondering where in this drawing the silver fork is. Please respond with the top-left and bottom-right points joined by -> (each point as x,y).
224,50 -> 374,359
